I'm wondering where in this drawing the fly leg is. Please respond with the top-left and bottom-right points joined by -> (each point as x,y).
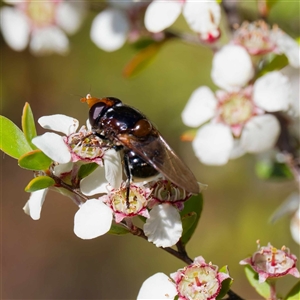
123,152 -> 131,208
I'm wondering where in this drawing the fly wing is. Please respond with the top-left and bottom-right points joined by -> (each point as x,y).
116,130 -> 200,194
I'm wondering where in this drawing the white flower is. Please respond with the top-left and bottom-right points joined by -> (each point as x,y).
137,257 -> 231,300
211,45 -> 255,91
233,20 -> 300,68
0,0 -> 86,55
143,203 -> 182,248
74,198 -> 113,239
145,0 -> 221,41
33,114 -> 123,190
182,71 -> 291,165
90,1 -> 142,52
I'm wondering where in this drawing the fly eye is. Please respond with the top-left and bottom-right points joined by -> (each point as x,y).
89,103 -> 106,127
132,119 -> 152,137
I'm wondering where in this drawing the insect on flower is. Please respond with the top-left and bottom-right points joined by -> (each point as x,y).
81,94 -> 200,204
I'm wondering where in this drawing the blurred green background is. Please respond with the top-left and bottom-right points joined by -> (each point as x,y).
1,2 -> 299,299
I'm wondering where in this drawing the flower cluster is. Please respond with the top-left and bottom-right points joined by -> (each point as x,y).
182,20 -> 299,166
137,256 -> 231,300
1,0 -> 222,54
23,114 -> 200,248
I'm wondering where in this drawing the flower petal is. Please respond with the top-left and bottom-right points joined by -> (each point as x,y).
53,161 -> 73,176
56,1 -> 86,35
144,0 -> 182,33
240,115 -> 280,153
74,199 -> 113,239
29,27 -> 69,56
211,45 -> 254,91
90,8 -> 129,52
291,208 -> 300,245
229,139 -> 246,159
183,1 -> 221,37
0,6 -> 30,51
23,189 -> 48,220
32,132 -> 71,163
104,149 -> 123,189
273,30 -> 300,68
80,166 -> 108,196
137,273 -> 177,299
253,71 -> 292,112
192,123 -> 234,165
144,203 -> 182,248
38,114 -> 79,135
182,86 -> 217,127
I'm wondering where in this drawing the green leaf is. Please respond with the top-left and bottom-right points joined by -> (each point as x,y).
257,54 -> 289,78
108,223 -> 130,235
244,265 -> 271,299
25,176 -> 55,192
123,42 -> 164,78
21,102 -> 37,149
181,212 -> 197,238
0,115 -> 32,159
132,38 -> 156,51
18,149 -> 52,170
217,266 -> 233,300
179,194 -> 203,246
78,163 -> 98,180
285,281 -> 300,300
256,161 -> 293,180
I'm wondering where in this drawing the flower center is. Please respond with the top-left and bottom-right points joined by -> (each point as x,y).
66,130 -> 106,161
233,20 -> 276,55
177,265 -> 220,300
220,94 -> 253,126
151,180 -> 192,203
111,186 -> 149,216
253,247 -> 295,275
25,1 -> 58,28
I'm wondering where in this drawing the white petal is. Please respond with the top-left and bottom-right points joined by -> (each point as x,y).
53,161 -> 73,177
240,115 -> 280,153
30,27 -> 69,55
144,204 -> 182,248
182,86 -> 217,127
74,199 -> 113,239
90,8 -> 129,52
80,166 -> 108,196
38,114 -> 79,135
229,139 -> 246,159
183,1 -> 221,36
32,132 -> 71,163
253,71 -> 292,112
192,123 -> 234,165
137,273 -> 177,300
274,31 -> 300,68
144,0 -> 182,33
291,208 -> 300,245
0,7 -> 30,51
270,193 -> 300,223
211,45 -> 254,91
23,189 -> 48,220
104,149 -> 123,189
56,1 -> 86,35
